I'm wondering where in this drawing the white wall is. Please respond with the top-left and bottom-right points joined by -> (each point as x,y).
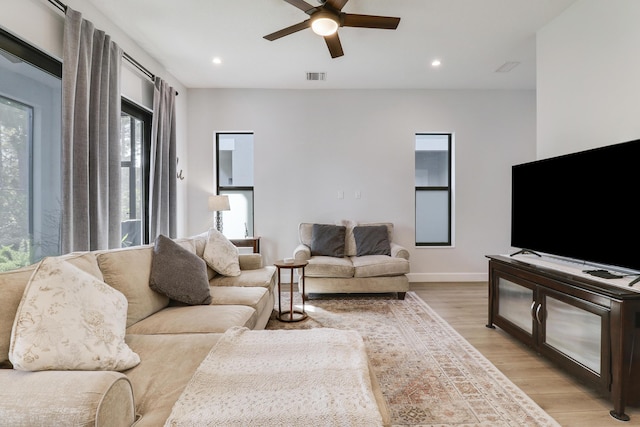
187,89 -> 536,281
2,0 -> 539,280
0,0 -> 190,236
537,0 -> 640,158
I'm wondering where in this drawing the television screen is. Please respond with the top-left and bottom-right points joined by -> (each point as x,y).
511,139 -> 640,272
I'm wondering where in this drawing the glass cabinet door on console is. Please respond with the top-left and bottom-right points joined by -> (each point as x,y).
538,289 -> 610,389
494,274 -> 537,347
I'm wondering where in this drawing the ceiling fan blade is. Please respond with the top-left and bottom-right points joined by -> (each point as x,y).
342,14 -> 400,30
324,33 -> 344,58
284,0 -> 318,14
324,0 -> 349,11
264,20 -> 311,41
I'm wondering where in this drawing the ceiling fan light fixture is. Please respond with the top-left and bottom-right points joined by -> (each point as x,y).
311,15 -> 339,36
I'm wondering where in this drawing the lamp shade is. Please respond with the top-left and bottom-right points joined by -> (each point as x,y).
208,195 -> 230,212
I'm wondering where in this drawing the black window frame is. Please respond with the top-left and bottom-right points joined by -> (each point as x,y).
0,29 -> 61,77
415,133 -> 453,247
121,98 -> 152,245
215,132 -> 255,237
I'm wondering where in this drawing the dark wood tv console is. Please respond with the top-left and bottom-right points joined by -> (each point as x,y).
486,255 -> 640,421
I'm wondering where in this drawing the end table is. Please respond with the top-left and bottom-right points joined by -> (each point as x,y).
274,259 -> 308,322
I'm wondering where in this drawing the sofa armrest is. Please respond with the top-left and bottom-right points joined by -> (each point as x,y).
0,369 -> 135,427
390,243 -> 410,260
239,253 -> 262,270
293,244 -> 311,261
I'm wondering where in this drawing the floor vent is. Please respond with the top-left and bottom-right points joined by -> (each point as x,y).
306,72 -> 326,81
495,61 -> 520,73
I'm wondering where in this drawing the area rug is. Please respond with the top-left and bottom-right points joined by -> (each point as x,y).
266,292 -> 560,427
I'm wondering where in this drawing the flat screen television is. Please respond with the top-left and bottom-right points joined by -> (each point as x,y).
511,138 -> 640,273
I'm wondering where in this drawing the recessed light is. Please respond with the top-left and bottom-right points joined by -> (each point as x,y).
431,59 -> 441,67
212,57 -> 222,65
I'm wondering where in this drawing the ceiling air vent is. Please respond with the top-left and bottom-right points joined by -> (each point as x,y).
495,61 -> 520,73
306,72 -> 326,81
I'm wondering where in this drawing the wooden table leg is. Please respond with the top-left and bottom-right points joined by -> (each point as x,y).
277,267 -> 282,319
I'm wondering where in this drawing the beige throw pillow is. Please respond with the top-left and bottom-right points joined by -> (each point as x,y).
203,228 -> 241,277
9,258 -> 140,372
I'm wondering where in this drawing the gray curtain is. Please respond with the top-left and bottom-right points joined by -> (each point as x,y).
60,7 -> 122,253
148,77 -> 177,241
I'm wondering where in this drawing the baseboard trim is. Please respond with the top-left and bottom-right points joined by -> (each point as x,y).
407,272 -> 488,283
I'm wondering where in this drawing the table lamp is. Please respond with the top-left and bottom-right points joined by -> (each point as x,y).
208,195 -> 230,232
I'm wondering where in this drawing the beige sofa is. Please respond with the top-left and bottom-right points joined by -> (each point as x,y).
0,231 -> 277,426
294,221 -> 410,300
0,230 -> 391,426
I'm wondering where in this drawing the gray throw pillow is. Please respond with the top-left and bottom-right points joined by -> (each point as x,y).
311,224 -> 346,257
149,235 -> 212,305
353,225 -> 391,256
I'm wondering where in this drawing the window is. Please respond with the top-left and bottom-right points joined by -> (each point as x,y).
120,99 -> 151,247
0,29 -> 62,271
415,133 -> 452,246
216,133 -> 254,238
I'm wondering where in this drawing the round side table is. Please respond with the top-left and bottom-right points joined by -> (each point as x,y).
274,259 -> 308,322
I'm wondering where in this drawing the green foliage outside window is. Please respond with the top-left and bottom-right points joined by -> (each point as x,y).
0,97 -> 31,270
0,239 -> 32,272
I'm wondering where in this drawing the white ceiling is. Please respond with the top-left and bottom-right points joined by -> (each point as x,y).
86,0 -> 577,90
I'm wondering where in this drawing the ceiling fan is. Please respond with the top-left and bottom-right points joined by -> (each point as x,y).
263,0 -> 401,58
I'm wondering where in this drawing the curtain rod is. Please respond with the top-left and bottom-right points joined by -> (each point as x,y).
46,0 -> 178,96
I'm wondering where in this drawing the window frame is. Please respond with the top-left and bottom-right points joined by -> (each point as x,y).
0,29 -> 61,77
215,132 -> 255,238
121,98 -> 152,245
415,133 -> 453,247
0,28 -> 62,270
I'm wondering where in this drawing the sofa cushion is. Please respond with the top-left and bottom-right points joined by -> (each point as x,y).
209,286 -> 270,315
353,225 -> 391,256
238,253 -> 263,270
351,255 -> 410,278
210,266 -> 276,292
124,333 -> 221,426
0,265 -> 37,367
310,224 -> 346,258
9,258 -> 140,371
175,233 -> 217,280
305,256 -> 354,278
344,222 -> 394,257
149,235 -> 212,306
0,252 -> 103,367
203,228 -> 241,277
298,223 -> 314,247
336,219 -> 358,256
125,305 -> 257,334
97,246 -> 169,328
61,252 -> 103,281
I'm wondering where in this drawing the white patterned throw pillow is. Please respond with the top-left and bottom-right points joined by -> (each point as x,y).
203,228 -> 241,277
9,257 -> 140,371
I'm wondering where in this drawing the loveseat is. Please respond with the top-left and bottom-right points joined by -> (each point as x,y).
0,229 -> 277,426
294,221 -> 410,300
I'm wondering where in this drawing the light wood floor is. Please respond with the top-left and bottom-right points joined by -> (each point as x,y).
411,282 -> 640,427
